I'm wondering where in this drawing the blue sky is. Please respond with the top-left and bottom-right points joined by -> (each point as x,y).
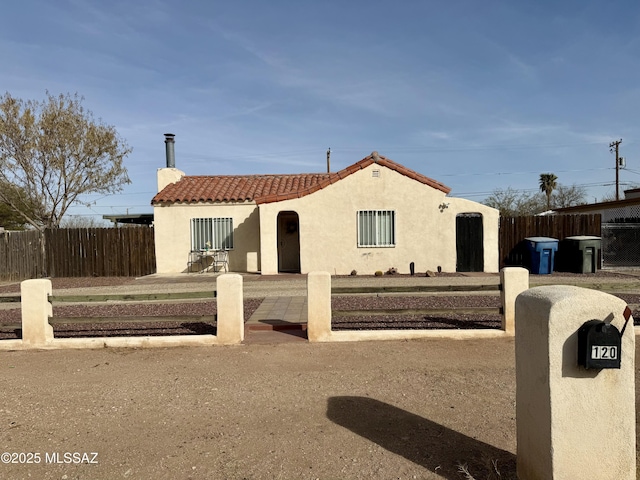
3,0 -> 640,223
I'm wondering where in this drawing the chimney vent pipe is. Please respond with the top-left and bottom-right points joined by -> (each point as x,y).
164,133 -> 175,168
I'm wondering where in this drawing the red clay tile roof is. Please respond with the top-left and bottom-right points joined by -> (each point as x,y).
151,152 -> 451,205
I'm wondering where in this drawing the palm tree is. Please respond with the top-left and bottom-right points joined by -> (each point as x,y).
539,173 -> 558,211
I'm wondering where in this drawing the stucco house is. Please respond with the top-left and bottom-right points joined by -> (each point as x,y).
151,139 -> 499,275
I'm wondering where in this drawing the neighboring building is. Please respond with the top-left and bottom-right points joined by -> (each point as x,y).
553,189 -> 640,222
553,189 -> 640,267
102,214 -> 154,226
151,138 -> 499,275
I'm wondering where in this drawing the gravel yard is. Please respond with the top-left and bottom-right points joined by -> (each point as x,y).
331,294 -> 503,330
2,277 -> 639,338
0,299 -> 263,339
0,294 -> 504,339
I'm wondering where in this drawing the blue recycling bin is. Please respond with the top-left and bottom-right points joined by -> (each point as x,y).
525,237 -> 559,274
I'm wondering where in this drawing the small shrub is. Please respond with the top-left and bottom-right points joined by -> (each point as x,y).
374,270 -> 383,276
386,267 -> 397,275
350,270 -> 357,276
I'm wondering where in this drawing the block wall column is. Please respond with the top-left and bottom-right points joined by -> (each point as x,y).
515,285 -> 635,479
500,267 -> 529,334
216,274 -> 244,344
307,271 -> 332,342
21,279 -> 54,346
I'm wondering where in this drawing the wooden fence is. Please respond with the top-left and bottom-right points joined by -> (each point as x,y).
499,214 -> 601,269
1,215 -> 601,280
0,227 -> 156,281
0,230 -> 46,281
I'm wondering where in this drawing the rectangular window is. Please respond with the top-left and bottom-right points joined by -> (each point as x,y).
357,210 -> 395,247
190,217 -> 234,250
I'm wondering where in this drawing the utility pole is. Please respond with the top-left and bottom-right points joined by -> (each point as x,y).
610,139 -> 622,201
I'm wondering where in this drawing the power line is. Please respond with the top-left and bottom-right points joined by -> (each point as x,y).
78,191 -> 157,197
332,141 -> 606,153
436,167 -> 612,178
451,181 -> 632,199
172,140 -> 615,162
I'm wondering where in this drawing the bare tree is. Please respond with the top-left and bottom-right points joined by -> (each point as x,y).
553,184 -> 587,208
599,183 -> 640,203
0,92 -> 131,230
517,192 -> 547,215
484,183 -> 587,216
59,215 -> 110,228
483,187 -> 545,216
482,187 -> 524,217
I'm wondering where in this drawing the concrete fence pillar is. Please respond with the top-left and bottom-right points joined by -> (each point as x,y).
216,274 -> 244,345
21,279 -> 54,346
500,267 -> 529,334
307,271 -> 332,342
515,285 -> 636,480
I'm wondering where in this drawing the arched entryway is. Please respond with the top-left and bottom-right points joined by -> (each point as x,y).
277,211 -> 301,273
456,213 -> 484,272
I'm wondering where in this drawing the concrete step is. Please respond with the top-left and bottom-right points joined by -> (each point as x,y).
245,320 -> 307,332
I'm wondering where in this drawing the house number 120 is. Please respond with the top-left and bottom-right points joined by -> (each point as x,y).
591,345 -> 618,360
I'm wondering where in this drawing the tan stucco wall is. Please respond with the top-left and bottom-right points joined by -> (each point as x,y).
515,285 -> 636,479
154,202 -> 260,274
259,163 -> 499,275
157,167 -> 185,191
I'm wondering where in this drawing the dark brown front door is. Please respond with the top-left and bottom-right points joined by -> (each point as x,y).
277,211 -> 300,273
456,213 -> 484,272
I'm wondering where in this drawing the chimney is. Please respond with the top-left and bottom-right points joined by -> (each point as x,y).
164,133 -> 175,168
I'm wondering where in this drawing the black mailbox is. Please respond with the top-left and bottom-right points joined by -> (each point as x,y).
577,320 -> 621,369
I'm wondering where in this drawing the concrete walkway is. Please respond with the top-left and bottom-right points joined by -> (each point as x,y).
245,296 -> 307,330
244,296 -> 309,344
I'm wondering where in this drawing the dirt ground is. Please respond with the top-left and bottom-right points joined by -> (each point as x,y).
1,272 -> 639,479
0,338 -> 637,480
1,338 -> 520,480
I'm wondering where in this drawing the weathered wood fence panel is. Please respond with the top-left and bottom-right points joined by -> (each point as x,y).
0,230 -> 46,281
0,227 -> 156,280
45,228 -> 156,278
499,214 -> 601,269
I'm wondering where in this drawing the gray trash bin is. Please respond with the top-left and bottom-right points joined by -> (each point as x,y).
561,236 -> 601,273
